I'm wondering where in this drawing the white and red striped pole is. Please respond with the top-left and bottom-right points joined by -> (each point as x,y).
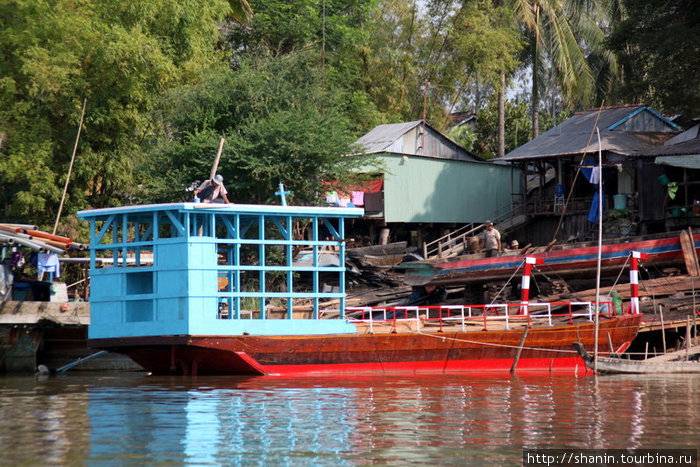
629,251 -> 648,314
520,257 -> 544,315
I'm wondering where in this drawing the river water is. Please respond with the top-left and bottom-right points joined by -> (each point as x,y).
1,372 -> 698,466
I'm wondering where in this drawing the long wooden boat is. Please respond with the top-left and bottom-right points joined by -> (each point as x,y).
573,342 -> 700,374
77,203 -> 642,377
399,231 -> 699,286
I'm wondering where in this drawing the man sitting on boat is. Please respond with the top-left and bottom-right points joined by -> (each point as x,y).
481,220 -> 502,257
194,174 -> 232,204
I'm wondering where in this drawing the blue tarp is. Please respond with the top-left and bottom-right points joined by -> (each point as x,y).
588,185 -> 604,223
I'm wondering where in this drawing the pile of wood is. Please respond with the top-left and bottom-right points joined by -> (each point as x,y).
541,274 -> 700,320
344,241 -> 410,303
549,279 -> 570,296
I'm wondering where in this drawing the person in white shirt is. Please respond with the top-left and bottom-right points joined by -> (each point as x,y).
482,220 -> 501,257
194,174 -> 232,204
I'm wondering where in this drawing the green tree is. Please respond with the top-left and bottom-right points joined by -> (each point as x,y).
361,0 -> 521,131
224,0 -> 384,134
144,50 -> 376,206
446,124 -> 478,152
607,0 -> 699,117
475,96 -> 570,157
0,0 -> 234,229
449,1 -> 521,156
508,0 -> 614,138
476,98 -> 532,158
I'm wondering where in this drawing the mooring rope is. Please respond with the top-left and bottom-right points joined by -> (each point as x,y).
488,260 -> 524,305
410,319 -> 641,354
606,254 -> 631,298
414,329 -> 580,354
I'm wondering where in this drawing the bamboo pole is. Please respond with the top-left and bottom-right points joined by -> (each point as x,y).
593,126 -> 603,372
209,138 -> 226,179
510,327 -> 529,375
686,315 -> 691,361
660,305 -> 667,354
53,99 -> 87,235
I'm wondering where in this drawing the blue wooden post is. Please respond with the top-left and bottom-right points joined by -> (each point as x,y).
338,217 -> 346,318
121,213 -> 128,267
312,217 -> 319,319
286,215 -> 293,318
259,215 -> 266,318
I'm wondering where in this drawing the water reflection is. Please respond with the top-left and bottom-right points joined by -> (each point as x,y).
0,374 -> 699,465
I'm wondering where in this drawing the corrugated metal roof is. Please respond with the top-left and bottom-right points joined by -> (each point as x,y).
648,125 -> 700,157
655,155 -> 700,169
354,120 -> 481,162
354,121 -> 424,154
499,105 -> 679,161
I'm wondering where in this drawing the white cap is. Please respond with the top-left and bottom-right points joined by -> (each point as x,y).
214,174 -> 224,184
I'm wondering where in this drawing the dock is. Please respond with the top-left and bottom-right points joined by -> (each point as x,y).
0,299 -> 140,373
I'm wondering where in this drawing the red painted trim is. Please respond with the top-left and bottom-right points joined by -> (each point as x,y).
256,356 -> 595,377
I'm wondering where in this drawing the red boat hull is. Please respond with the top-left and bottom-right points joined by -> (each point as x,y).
90,314 -> 642,376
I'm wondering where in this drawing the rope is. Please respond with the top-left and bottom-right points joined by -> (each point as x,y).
638,264 -> 678,313
415,320 -> 641,354
488,260 -> 524,304
415,329 -> 579,354
606,254 -> 631,297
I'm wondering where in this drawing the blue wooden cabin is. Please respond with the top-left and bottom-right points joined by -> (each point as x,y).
78,203 -> 364,339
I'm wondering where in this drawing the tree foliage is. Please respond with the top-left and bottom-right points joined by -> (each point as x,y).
223,0 -> 385,134
475,96 -> 570,158
0,0 -> 233,229
1,0 -> 697,234
360,0 -> 521,128
607,0 -> 700,117
143,50 -> 375,206
507,0 -> 614,137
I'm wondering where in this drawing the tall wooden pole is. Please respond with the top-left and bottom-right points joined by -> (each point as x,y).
210,138 -> 226,180
53,99 -> 87,235
660,305 -> 667,354
686,315 -> 691,360
593,126 -> 602,372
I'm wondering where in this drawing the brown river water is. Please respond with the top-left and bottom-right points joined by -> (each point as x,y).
1,372 -> 698,466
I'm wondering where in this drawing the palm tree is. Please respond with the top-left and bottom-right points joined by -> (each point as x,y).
508,0 -> 614,138
229,0 -> 253,23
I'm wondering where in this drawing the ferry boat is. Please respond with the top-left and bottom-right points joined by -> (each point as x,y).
78,203 -> 642,376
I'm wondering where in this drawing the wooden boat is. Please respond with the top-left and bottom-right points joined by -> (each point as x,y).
399,230 -> 699,286
77,203 -> 643,377
347,241 -> 407,266
573,342 -> 700,374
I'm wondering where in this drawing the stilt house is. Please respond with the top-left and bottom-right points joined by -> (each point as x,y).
342,120 -> 519,251
498,105 -> 681,245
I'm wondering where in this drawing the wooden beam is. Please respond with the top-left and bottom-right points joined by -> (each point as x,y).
680,228 -> 700,276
